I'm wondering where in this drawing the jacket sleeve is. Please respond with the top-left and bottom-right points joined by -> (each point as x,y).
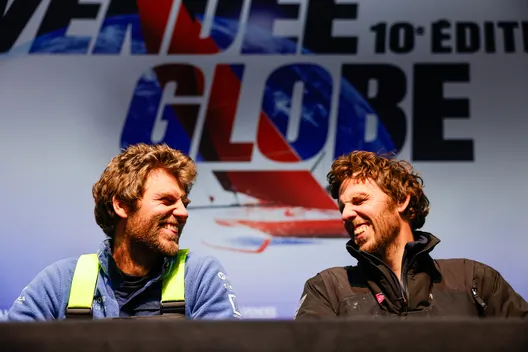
294,273 -> 337,320
475,261 -> 528,317
185,253 -> 242,320
5,261 -> 68,322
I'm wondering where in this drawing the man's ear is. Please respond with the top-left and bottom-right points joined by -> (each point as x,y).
397,194 -> 411,213
113,196 -> 129,219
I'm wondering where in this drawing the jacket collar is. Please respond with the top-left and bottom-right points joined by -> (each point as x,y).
345,230 -> 442,280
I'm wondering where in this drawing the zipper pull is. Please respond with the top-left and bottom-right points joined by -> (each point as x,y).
472,288 -> 487,310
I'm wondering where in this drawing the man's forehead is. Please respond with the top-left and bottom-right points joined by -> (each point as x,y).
338,177 -> 377,197
144,169 -> 184,194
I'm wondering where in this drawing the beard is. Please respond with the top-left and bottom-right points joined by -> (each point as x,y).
355,201 -> 401,257
125,211 -> 184,258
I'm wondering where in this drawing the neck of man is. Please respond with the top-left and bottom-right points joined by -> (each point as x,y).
379,224 -> 414,282
112,226 -> 163,277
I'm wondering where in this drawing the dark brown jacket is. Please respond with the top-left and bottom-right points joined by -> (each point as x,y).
295,231 -> 528,319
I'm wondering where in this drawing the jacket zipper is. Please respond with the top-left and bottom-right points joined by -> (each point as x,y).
362,252 -> 407,308
368,248 -> 432,310
401,270 -> 408,303
402,258 -> 414,303
401,247 -> 436,304
401,253 -> 420,303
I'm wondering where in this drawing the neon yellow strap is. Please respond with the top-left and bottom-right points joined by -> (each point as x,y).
66,249 -> 187,317
67,253 -> 100,311
161,249 -> 188,303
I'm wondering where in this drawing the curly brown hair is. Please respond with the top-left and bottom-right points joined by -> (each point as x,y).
92,143 -> 197,238
327,151 -> 429,230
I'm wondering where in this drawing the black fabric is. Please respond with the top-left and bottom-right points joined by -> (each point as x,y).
114,273 -> 150,306
116,280 -> 164,317
0,319 -> 527,351
296,231 -> 528,319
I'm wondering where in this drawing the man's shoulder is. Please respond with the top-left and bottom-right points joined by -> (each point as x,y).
182,250 -> 225,275
34,257 -> 80,280
318,265 -> 357,275
184,249 -> 221,264
307,265 -> 361,285
434,257 -> 501,285
301,265 -> 368,305
435,258 -> 495,271
16,257 -> 80,300
179,250 -> 236,304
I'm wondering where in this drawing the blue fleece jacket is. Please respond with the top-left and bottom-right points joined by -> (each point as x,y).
5,239 -> 242,321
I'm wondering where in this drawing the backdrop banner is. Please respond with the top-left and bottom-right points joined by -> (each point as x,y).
0,0 -> 527,319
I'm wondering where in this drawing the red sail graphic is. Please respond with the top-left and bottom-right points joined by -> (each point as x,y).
136,2 -> 347,239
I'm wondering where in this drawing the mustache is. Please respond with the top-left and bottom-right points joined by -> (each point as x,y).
156,214 -> 185,227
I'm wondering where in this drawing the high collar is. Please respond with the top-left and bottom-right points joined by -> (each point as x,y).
345,230 -> 442,279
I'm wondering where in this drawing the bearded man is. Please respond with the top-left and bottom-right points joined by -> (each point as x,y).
6,143 -> 241,321
294,151 -> 528,319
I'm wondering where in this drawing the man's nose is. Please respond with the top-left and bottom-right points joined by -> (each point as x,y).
341,205 -> 357,222
173,200 -> 189,219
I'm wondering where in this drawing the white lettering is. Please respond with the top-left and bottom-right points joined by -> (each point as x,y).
228,294 -> 242,318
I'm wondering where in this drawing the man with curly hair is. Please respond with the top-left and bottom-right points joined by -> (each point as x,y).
295,151 -> 528,319
6,143 -> 242,321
